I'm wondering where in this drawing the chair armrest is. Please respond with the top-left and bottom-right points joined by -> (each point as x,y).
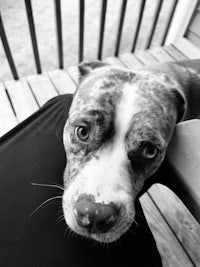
165,119 -> 200,223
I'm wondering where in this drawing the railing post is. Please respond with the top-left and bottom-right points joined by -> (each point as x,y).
98,0 -> 107,60
55,0 -> 63,69
163,0 -> 197,45
24,0 -> 42,74
161,0 -> 179,45
131,0 -> 146,53
0,13 -> 19,80
145,0 -> 164,49
79,0 -> 85,63
114,0 -> 127,57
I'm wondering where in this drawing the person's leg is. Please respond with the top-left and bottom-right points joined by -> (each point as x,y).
0,95 -> 73,266
0,94 -> 162,266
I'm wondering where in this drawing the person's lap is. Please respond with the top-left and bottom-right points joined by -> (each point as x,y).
0,94 -> 162,266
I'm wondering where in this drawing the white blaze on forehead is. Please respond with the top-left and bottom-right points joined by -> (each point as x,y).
67,83 -> 141,205
115,83 -> 140,144
63,82 -> 141,202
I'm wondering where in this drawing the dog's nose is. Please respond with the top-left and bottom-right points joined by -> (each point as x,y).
74,195 -> 119,233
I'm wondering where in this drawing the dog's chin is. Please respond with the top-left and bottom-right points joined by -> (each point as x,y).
89,220 -> 134,243
68,220 -> 134,243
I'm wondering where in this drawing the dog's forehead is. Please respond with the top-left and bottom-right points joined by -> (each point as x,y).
77,68 -> 133,98
69,69 -> 176,143
69,68 -> 134,116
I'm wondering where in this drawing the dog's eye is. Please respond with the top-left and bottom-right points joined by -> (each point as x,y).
75,126 -> 89,141
142,144 -> 158,160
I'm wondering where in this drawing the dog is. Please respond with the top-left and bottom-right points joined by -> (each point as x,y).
62,60 -> 200,243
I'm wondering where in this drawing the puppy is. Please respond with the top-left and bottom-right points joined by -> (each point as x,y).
62,60 -> 200,243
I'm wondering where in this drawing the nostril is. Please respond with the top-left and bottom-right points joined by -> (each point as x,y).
74,197 -> 96,231
74,195 -> 120,234
74,208 -> 92,229
94,210 -> 118,233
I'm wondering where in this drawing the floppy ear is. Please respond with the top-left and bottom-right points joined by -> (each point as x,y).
78,60 -> 110,83
172,88 -> 186,123
157,72 -> 187,123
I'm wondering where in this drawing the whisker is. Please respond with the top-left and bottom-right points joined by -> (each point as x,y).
31,182 -> 64,191
56,214 -> 65,223
128,228 -> 137,237
64,226 -> 71,238
135,212 -> 146,220
133,219 -> 139,228
29,196 -> 62,218
116,237 -> 122,247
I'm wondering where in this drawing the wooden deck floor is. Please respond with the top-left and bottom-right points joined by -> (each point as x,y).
0,38 -> 200,266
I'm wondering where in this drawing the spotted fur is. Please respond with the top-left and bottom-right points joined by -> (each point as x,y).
62,61 -> 200,243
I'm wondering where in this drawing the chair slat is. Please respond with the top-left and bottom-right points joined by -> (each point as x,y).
163,45 -> 188,61
173,37 -> 200,59
103,56 -> 125,67
114,0 -> 127,57
48,70 -> 77,94
0,14 -> 19,80
5,79 -> 39,122
55,0 -> 63,69
149,184 -> 200,266
119,53 -> 144,69
27,74 -> 58,106
0,83 -> 18,136
135,50 -> 158,65
140,191 -> 195,267
24,0 -> 42,74
67,65 -> 79,85
148,47 -> 175,62
98,0 -> 107,60
79,0 -> 85,62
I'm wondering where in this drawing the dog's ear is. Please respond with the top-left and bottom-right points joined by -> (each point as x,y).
158,73 -> 186,123
172,89 -> 186,122
78,61 -> 110,83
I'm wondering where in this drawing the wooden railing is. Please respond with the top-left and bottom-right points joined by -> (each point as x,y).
0,0 -> 180,80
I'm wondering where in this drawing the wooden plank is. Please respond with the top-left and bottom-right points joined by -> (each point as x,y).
140,192 -> 194,267
149,184 -> 200,266
148,47 -> 175,62
5,79 -> 39,122
135,50 -> 158,65
27,74 -> 58,107
48,70 -> 77,95
67,66 -> 79,85
165,0 -> 197,45
67,59 -> 126,86
0,83 -> 18,136
119,53 -> 144,69
163,45 -> 188,61
173,37 -> 200,59
187,11 -> 200,38
187,30 -> 200,50
103,56 -> 125,67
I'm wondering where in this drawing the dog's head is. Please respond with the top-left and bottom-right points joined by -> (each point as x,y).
62,61 -> 186,243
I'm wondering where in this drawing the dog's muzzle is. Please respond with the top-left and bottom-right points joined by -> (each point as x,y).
74,194 -> 119,234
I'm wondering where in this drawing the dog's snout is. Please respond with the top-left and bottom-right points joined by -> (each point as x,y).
74,195 -> 119,234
